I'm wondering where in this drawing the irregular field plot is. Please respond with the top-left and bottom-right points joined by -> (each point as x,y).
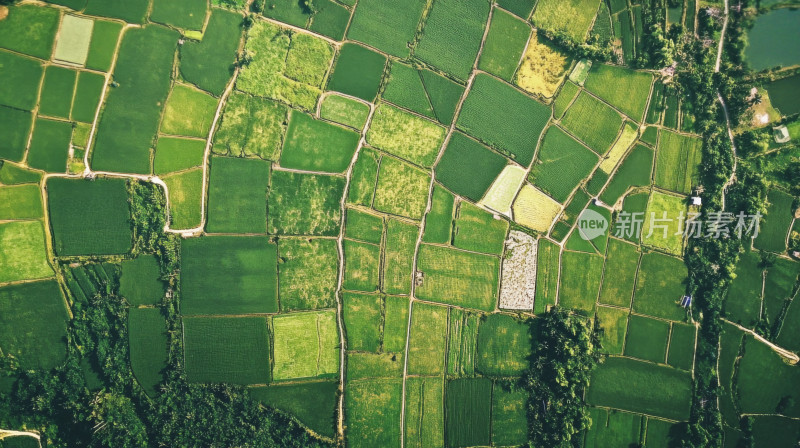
476,314 -> 532,376
0,280 -> 68,370
737,335 -> 800,417
584,408 -> 642,448
479,165 -> 526,217
479,9 -> 531,81
457,74 -> 550,166
586,356 -> 692,421
320,94 -> 370,130
561,92 -> 624,154
436,132 -> 508,203
599,144 -> 654,206
372,156 -> 430,220
179,9 -> 243,96
529,126 -> 598,203
327,43 -> 386,102
280,110 -> 360,173
531,0 -> 600,43
366,103 -> 446,168
213,91 -> 287,160
128,308 -> 168,397
512,183 -> 561,232
272,311 -> 339,380
183,316 -> 270,384
180,236 -> 278,315
515,32 -> 570,98
207,156 -> 270,234
250,380 -> 338,438
416,244 -> 499,312
268,170 -> 345,236
381,62 -> 464,126
46,177 -> 132,256
724,249 -> 763,328
584,63 -> 653,121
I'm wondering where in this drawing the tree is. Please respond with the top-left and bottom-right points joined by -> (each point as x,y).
524,308 -> 601,448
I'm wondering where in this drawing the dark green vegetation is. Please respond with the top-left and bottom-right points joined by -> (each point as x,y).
452,202 -> 508,255
150,0 -> 207,30
0,280 -> 69,370
46,177 -> 132,256
529,126 -> 599,202
633,252 -> 687,321
26,118 -> 71,173
347,0 -> 426,58
754,189 -> 794,253
119,256 -> 164,306
181,236 -> 278,315
180,9 -> 242,96
624,314 -> 669,363
584,64 -> 653,121
457,74 -> 550,166
327,43 -> 386,101
207,157 -> 270,234
154,137 -> 205,174
72,71 -> 106,123
183,316 -> 270,384
598,144 -> 654,205
446,378 -> 492,447
39,66 -> 77,119
422,185 -> 454,244
435,132 -> 508,202
250,381 -> 338,438
84,0 -> 150,23
0,51 -> 43,112
280,111 -> 360,173
85,20 -> 123,72
0,106 -> 33,162
382,62 -> 464,126
667,323 -> 696,371
415,0 -> 490,81
92,26 -> 178,174
128,308 -> 168,396
561,92 -> 624,153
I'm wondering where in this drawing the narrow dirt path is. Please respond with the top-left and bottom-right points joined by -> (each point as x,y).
722,318 -> 799,363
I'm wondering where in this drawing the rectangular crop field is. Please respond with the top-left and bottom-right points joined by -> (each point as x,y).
119,256 -> 164,306
476,314 -> 532,376
534,238 -> 560,314
46,177 -> 131,256
278,238 -> 339,311
667,322 -> 696,371
453,202 -> 508,255
0,184 -> 43,221
598,237 -> 640,307
206,156 -> 270,234
624,314 -> 669,363
754,189 -> 794,253
641,191 -> 687,255
345,208 -> 383,244
347,148 -> 380,207
343,239 -> 381,293
272,311 -> 339,380
558,250 -> 603,313
436,132 -> 508,202
586,356 -> 692,421
320,94 -> 370,130
343,292 -> 382,352
447,308 -> 479,376
212,92 -> 287,160
367,103 -> 447,168
163,168 -> 203,229
181,236 -> 278,315
404,377 -> 445,448
372,156 -> 431,220
347,0 -> 426,58
531,0 -> 600,43
280,111 -> 360,173
249,381 -> 338,438
416,244 -> 500,311
383,296 -> 410,353
268,170 -> 345,236
383,219 -> 418,295
633,252 -> 687,321
407,302 -> 448,375
737,335 -> 800,417
478,9 -> 530,81
445,378 -> 492,448
179,9 -> 244,96
422,185 -> 455,244
595,305 -> 629,355
654,130 -> 702,194
183,316 -> 270,384
724,250 -> 763,328
345,379 -> 403,448
491,384 -> 528,446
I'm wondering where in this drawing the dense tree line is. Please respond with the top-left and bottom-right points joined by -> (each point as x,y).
0,180 -> 332,447
524,308 -> 601,448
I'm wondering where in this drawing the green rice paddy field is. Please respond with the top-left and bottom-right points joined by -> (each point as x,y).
1,2 -> 795,446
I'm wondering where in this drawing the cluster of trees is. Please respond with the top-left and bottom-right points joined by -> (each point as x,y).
636,0 -> 681,68
523,308 -> 601,447
0,180 -> 332,447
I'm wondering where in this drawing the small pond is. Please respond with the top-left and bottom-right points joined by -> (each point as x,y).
744,7 -> 800,71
